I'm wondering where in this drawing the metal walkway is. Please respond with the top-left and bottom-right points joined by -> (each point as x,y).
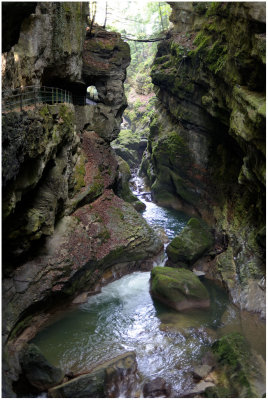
2,86 -> 96,112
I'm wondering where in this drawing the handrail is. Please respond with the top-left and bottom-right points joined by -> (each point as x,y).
2,85 -> 94,112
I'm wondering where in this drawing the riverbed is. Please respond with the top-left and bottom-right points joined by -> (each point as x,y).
32,176 -> 265,397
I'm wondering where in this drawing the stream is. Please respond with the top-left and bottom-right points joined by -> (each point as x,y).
32,173 -> 265,397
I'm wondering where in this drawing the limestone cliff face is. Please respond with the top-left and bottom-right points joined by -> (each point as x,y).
2,4 -> 163,394
2,4 -> 131,266
143,2 -> 265,316
2,2 -> 87,89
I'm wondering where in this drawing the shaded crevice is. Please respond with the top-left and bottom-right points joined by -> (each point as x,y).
2,2 -> 37,52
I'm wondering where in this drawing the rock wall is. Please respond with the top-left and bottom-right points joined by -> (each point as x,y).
2,2 -> 87,89
142,1 -> 265,316
2,3 -> 163,395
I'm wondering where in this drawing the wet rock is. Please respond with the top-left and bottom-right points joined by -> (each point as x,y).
166,218 -> 214,266
72,292 -> 89,304
3,190 -> 163,343
115,156 -> 145,211
143,377 -> 171,398
211,332 -> 266,397
146,1 -> 265,315
185,380 -> 215,396
150,266 -> 210,311
20,343 -> 64,391
48,351 -> 137,398
201,351 -> 217,368
192,364 -> 212,381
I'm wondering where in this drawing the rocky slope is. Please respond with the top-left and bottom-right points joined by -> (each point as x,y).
2,3 -> 162,396
141,2 -> 265,316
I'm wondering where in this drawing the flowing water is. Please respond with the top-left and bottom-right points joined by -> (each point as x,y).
32,174 -> 266,397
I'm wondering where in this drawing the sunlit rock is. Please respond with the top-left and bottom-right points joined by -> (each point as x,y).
150,266 -> 210,311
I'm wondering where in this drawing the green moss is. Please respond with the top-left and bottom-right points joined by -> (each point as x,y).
151,266 -> 210,303
192,32 -> 212,54
102,245 -> 125,266
166,218 -> 213,265
206,2 -> 229,17
151,131 -> 189,166
69,172 -> 104,212
193,2 -> 210,15
206,40 -> 228,73
170,170 -> 199,206
74,153 -> 86,192
153,55 -> 170,65
252,33 -> 266,64
216,247 -> 236,289
171,42 -> 188,59
212,333 -> 256,397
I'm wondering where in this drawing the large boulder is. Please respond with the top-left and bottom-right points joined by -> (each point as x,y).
49,351 -> 137,398
150,266 -> 210,311
166,218 -> 213,266
206,333 -> 266,398
20,344 -> 64,391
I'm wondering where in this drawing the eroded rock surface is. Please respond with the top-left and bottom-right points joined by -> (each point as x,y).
150,266 -> 210,311
166,218 -> 213,266
20,344 -> 64,391
2,3 -> 159,396
48,351 -> 138,398
142,1 -> 265,315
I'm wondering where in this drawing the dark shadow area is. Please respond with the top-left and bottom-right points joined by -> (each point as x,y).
2,2 -> 37,52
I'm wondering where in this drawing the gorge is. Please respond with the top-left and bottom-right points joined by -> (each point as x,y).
2,1 -> 266,398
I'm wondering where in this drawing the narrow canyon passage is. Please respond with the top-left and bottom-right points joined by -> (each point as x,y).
31,180 -> 265,397
2,1 -> 265,398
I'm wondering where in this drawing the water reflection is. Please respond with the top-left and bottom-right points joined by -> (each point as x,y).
32,272 -> 231,396
31,173 -> 265,396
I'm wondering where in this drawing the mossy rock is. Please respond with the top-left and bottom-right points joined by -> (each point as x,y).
116,156 -> 145,211
166,218 -> 213,265
210,333 -> 264,397
150,266 -> 210,311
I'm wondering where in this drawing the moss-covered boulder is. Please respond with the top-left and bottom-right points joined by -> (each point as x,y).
166,218 -> 213,266
206,333 -> 266,398
150,266 -> 210,311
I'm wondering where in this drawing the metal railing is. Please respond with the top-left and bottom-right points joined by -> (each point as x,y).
2,86 -> 75,112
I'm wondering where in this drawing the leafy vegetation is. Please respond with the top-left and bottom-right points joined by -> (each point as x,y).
103,2 -> 171,169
